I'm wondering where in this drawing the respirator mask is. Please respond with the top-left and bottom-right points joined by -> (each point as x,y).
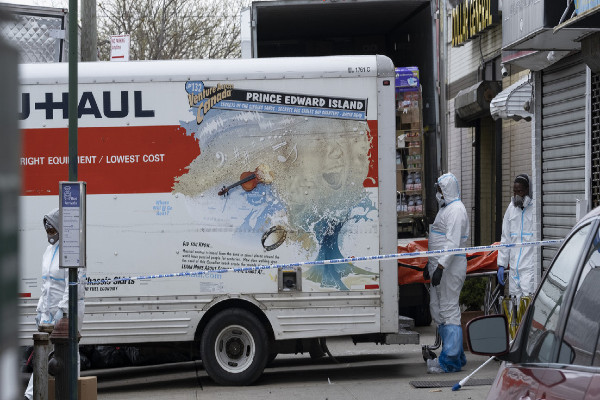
44,220 -> 59,245
436,191 -> 445,207
512,195 -> 531,209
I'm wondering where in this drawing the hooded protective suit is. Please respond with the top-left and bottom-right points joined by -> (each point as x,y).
498,174 -> 537,297
26,208 -> 85,400
36,208 -> 85,326
426,173 -> 469,373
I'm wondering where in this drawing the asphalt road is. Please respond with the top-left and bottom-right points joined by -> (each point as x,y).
85,324 -> 501,400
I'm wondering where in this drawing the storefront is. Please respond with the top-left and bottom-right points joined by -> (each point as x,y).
445,0 -> 508,247
500,0 -> 600,269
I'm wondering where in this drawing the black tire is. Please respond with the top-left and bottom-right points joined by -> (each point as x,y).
266,352 -> 278,366
200,308 -> 269,386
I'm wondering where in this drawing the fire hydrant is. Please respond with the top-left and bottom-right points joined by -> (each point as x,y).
48,316 -> 81,399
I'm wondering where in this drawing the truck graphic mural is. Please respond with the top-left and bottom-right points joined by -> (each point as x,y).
175,81 -> 378,290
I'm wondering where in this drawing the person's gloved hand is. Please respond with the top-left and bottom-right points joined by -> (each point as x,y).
37,311 -> 55,330
423,261 -> 431,281
432,266 -> 444,287
497,266 -> 505,286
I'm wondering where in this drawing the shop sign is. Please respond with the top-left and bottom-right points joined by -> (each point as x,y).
452,0 -> 500,47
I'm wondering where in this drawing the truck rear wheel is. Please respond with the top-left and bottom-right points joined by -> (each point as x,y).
200,308 -> 269,385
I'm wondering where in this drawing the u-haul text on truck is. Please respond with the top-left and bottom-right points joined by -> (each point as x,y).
18,55 -> 414,385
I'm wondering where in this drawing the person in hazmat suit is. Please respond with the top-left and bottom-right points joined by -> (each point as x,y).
25,208 -> 85,400
497,174 -> 537,298
423,173 -> 470,374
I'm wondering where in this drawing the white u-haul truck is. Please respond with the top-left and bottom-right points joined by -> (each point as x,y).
18,55 -> 417,385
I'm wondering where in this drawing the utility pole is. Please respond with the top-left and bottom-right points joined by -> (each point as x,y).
67,0 -> 79,398
81,0 -> 97,61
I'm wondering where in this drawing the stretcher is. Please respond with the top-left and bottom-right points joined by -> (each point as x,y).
397,240 -> 502,361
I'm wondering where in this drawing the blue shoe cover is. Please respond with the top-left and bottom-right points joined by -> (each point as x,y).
438,324 -> 466,373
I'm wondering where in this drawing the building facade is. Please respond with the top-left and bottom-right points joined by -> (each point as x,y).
443,0 -> 533,248
442,0 -> 600,273
501,0 -> 599,269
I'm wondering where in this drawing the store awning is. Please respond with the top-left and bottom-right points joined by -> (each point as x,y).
490,77 -> 533,121
454,81 -> 501,122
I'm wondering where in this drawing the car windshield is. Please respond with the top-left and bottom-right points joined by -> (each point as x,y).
559,227 -> 600,366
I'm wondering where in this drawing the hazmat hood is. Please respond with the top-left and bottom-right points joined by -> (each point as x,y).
490,76 -> 533,121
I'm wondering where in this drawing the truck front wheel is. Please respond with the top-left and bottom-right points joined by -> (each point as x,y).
200,308 -> 269,385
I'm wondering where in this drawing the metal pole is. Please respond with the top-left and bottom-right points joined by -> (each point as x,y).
68,0 -> 79,398
68,0 -> 78,182
439,0 -> 448,174
0,14 -> 20,400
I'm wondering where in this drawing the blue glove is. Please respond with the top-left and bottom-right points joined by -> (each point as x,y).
497,266 -> 505,286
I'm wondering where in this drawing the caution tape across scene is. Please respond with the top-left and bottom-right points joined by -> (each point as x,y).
87,239 -> 563,285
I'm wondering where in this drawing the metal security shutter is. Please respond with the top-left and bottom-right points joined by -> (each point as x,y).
592,72 -> 600,209
541,54 -> 587,269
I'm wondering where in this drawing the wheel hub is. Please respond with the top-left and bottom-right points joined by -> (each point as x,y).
214,324 -> 256,373
226,337 -> 244,359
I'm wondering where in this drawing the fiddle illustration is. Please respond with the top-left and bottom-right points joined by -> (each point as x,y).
218,163 -> 273,196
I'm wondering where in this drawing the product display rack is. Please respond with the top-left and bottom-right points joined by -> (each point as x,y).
395,82 -> 426,236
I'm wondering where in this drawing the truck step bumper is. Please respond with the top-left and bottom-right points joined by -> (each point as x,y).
383,328 -> 420,345
398,315 -> 415,330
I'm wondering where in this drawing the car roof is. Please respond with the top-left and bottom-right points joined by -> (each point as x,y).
577,206 -> 600,228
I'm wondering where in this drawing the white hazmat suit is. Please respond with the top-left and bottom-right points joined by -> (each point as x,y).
25,208 -> 85,400
426,173 -> 469,373
497,174 -> 537,298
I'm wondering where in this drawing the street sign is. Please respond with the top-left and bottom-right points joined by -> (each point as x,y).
59,181 -> 86,268
110,34 -> 130,61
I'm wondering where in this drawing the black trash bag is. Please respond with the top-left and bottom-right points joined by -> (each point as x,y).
79,345 -> 95,359
80,353 -> 92,371
22,346 -> 34,373
125,345 -> 191,366
90,346 -> 131,369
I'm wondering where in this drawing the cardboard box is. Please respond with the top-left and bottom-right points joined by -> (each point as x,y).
394,67 -> 420,92
400,108 -> 420,125
48,376 -> 97,400
396,90 -> 420,105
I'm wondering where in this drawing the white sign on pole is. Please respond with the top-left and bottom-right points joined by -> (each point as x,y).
59,181 -> 86,268
110,34 -> 130,61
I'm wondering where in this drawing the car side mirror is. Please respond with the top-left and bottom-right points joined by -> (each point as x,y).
466,314 -> 510,356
